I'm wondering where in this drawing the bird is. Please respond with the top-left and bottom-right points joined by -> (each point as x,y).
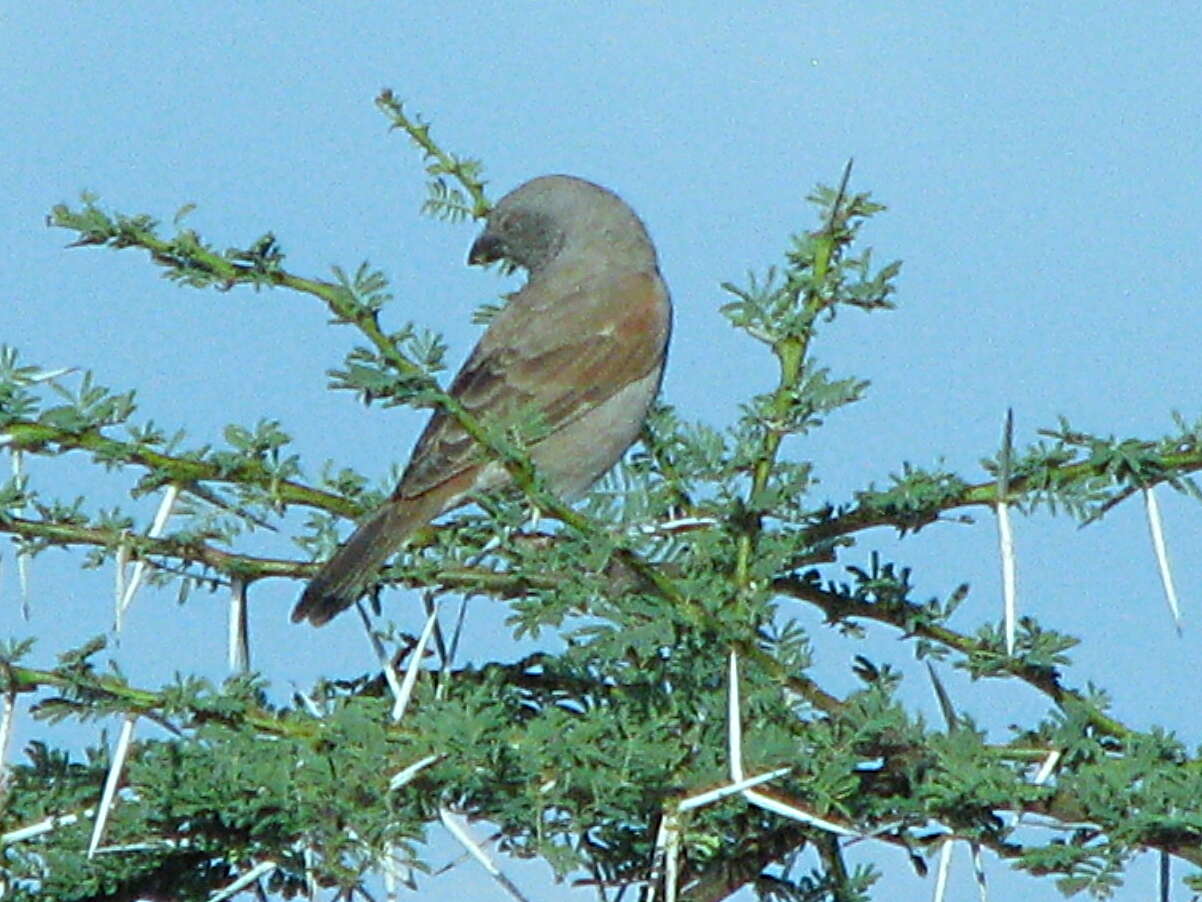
292,175 -> 672,626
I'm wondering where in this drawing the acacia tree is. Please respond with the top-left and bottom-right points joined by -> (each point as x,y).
3,92 -> 1202,901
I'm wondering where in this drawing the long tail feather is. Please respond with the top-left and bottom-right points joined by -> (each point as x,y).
292,496 -> 436,626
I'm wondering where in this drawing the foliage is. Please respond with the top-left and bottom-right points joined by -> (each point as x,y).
4,92 -> 1202,900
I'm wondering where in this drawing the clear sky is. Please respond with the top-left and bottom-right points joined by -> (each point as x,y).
3,3 -> 1201,899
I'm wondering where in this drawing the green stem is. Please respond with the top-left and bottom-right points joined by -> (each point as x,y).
3,419 -> 355,516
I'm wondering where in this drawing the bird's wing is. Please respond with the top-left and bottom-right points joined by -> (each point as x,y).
397,267 -> 670,499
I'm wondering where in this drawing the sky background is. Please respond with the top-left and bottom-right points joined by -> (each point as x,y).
3,3 -> 1202,900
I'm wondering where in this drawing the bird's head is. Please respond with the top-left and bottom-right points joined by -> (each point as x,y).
468,175 -> 657,275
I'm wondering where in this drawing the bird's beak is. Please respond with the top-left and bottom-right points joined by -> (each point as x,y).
468,231 -> 504,266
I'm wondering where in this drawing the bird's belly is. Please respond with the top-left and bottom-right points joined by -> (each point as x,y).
527,365 -> 662,501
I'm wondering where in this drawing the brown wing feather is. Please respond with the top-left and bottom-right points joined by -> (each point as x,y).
397,269 -> 669,499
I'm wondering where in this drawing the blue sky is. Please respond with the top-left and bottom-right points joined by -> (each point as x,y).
3,3 -> 1201,899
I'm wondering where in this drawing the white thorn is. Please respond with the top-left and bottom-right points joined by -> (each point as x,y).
646,818 -> 668,902
727,650 -> 744,780
206,859 -> 278,902
114,536 -> 130,618
439,807 -> 500,876
2,810 -> 89,844
664,810 -> 680,902
227,578 -> 249,673
996,499 -> 1017,655
117,484 -> 180,625
970,842 -> 988,901
378,844 -> 417,897
1008,748 -> 1063,828
393,606 -> 439,722
303,845 -> 318,899
88,714 -> 137,858
1144,487 -> 1183,632
743,789 -> 861,837
355,601 -> 405,708
680,767 -> 792,811
1033,749 -> 1061,785
388,754 -> 440,791
91,838 -> 184,854
147,484 -> 180,538
932,837 -> 953,902
636,516 -> 718,535
293,686 -> 325,719
0,692 -> 14,794
16,548 -> 29,621
383,842 -> 399,902
439,807 -> 532,902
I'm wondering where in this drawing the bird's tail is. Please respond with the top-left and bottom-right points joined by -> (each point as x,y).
292,496 -> 438,626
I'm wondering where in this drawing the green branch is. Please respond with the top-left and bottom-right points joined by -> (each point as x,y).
3,418 -> 355,516
807,444 -> 1202,543
375,88 -> 491,220
774,575 -> 1132,740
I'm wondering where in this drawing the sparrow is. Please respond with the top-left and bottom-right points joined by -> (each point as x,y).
292,175 -> 672,626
